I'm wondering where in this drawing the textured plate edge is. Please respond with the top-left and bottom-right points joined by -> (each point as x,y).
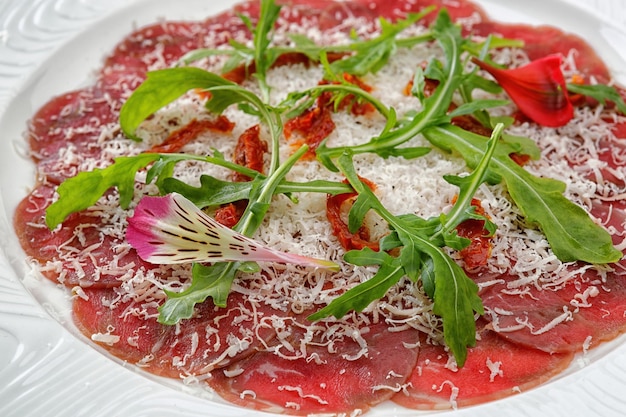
0,0 -> 625,416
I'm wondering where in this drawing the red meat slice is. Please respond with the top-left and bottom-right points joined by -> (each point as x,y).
14,184 -> 148,288
208,315 -> 420,415
73,287 -> 277,378
476,201 -> 626,354
373,0 -> 488,28
27,85 -> 125,185
98,17 -> 246,101
585,128 -> 626,190
392,322 -> 574,409
27,87 -> 117,173
101,21 -> 210,76
473,22 -> 610,82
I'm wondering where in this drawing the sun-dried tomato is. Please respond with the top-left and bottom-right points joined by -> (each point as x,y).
147,116 -> 234,153
232,124 -> 268,182
455,197 -> 493,269
284,105 -> 336,159
285,74 -> 376,158
215,124 -> 268,226
214,201 -> 247,228
326,178 -> 380,251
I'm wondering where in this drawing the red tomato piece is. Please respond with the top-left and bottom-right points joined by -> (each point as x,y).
326,179 -> 380,251
147,116 -> 235,154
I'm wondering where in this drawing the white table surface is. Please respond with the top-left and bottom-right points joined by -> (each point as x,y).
0,1 -> 625,417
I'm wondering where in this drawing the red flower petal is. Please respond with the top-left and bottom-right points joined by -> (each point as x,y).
473,54 -> 574,127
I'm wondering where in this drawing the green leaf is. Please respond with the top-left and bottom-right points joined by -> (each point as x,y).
288,33 -> 325,60
380,146 -> 432,159
463,71 -> 502,94
307,256 -> 405,322
329,151 -> 483,366
431,250 -> 483,366
178,46 -> 239,67
248,0 -> 282,101
344,247 -> 389,266
567,82 -> 626,114
119,68 -> 243,139
463,33 -> 525,59
448,99 -> 510,117
423,124 -> 622,264
158,262 -> 240,325
161,175 -> 255,208
220,39 -> 255,74
328,11 -> 432,77
500,133 -> 541,160
317,9 -> 466,162
348,193 -> 375,234
45,154 -> 159,229
440,124 -> 502,232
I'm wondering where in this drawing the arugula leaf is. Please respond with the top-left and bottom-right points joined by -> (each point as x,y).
423,124 -> 622,264
567,82 -> 626,114
45,154 -> 159,229
317,9 -> 466,164
453,32 -> 525,64
178,5 -> 435,86
499,133 -> 541,160
309,126 -> 511,366
162,176 -> 254,208
45,147 -> 276,230
439,124 -> 502,234
430,247 -> 483,365
162,175 -> 352,209
308,253 -> 406,322
448,99 -> 510,118
329,11 -> 430,76
146,151 -> 262,186
281,82 -> 395,121
159,262 -> 241,324
119,68 -> 243,140
246,0 -> 282,101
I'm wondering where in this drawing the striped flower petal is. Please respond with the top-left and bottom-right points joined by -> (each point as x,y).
126,192 -> 339,270
472,54 -> 574,127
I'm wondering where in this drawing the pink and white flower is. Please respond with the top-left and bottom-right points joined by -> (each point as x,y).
126,192 -> 339,270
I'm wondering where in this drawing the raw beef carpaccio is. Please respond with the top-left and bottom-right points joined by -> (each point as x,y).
14,0 -> 626,415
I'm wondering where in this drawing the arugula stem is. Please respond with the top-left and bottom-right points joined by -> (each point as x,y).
319,91 -> 438,160
235,145 -> 309,234
439,123 -> 502,232
277,179 -> 353,195
297,84 -> 393,119
318,16 -> 464,161
158,153 -> 261,179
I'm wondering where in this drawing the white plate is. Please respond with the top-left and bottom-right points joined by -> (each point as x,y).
1,0 -> 625,416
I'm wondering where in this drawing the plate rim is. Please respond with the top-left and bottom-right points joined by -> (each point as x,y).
1,1 -> 625,416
